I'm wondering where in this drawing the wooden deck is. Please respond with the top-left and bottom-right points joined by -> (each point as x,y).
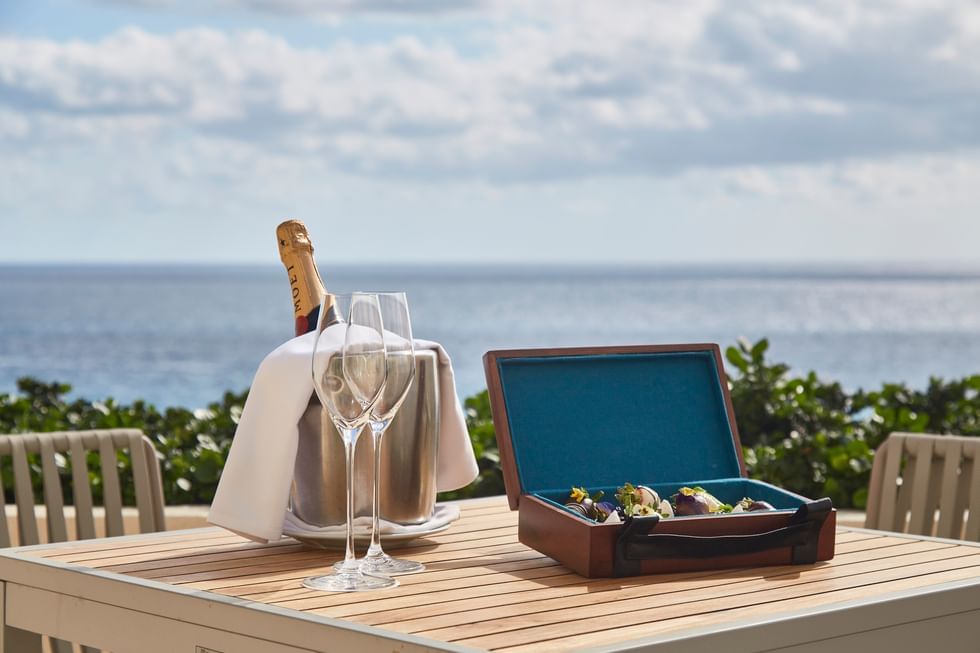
15,497 -> 980,651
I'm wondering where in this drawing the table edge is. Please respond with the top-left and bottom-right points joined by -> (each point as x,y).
0,547 -> 484,653
577,575 -> 980,652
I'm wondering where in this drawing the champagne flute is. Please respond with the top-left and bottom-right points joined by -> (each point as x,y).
303,293 -> 396,592
359,292 -> 424,575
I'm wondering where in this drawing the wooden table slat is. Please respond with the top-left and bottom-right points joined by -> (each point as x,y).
414,553 -> 980,646
269,534 -> 949,614
492,566 -> 980,653
99,518 -> 519,574
356,540 -> 960,629
187,542 -> 537,593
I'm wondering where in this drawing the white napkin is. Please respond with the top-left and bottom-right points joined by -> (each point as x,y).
208,331 -> 479,543
283,503 -> 460,538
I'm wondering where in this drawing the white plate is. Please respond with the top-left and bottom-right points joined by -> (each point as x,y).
284,521 -> 452,549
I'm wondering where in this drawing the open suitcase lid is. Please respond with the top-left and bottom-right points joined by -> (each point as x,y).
483,344 -> 747,510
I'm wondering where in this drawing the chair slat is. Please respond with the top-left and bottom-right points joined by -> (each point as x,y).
11,436 -> 40,546
906,437 -> 936,535
965,441 -> 980,542
98,437 -> 125,537
143,437 -> 167,532
0,460 -> 11,548
38,437 -> 68,543
935,438 -> 964,539
128,432 -> 155,534
893,437 -> 921,532
952,453 -> 972,539
875,435 -> 904,531
922,453 -> 945,536
864,434 -> 888,529
46,634 -> 74,653
69,435 -> 97,541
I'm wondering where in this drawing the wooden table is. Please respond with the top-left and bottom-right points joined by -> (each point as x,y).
1,497 -> 979,652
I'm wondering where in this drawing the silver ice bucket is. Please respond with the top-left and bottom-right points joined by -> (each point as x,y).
290,349 -> 439,525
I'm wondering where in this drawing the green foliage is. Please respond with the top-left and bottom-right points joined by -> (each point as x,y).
1,341 -> 977,510
0,377 -> 244,505
435,390 -> 504,502
728,338 -> 980,509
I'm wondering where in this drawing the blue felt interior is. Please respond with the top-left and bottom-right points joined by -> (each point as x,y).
496,351 -> 743,496
537,479 -> 806,522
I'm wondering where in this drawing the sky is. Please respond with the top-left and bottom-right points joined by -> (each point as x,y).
1,0 -> 979,264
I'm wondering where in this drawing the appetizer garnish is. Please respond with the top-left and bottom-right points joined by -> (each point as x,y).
564,487 -> 609,521
672,486 -> 733,515
566,484 -> 776,523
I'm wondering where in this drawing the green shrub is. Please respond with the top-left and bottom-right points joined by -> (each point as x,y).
436,389 -> 504,501
728,338 -> 979,509
1,340 -> 977,509
0,378 -> 244,505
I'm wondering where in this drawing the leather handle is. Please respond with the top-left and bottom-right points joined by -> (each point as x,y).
613,498 -> 832,577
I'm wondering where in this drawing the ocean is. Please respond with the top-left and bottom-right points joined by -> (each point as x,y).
1,264 -> 979,408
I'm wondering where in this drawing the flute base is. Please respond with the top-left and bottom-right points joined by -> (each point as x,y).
333,553 -> 425,575
303,567 -> 398,592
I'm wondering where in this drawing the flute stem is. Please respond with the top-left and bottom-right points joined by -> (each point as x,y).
341,426 -> 360,572
366,419 -> 388,559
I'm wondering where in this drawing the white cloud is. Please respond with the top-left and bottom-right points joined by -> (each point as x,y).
719,153 -> 980,203
94,0 -> 490,17
232,0 -> 488,16
2,1 -> 979,188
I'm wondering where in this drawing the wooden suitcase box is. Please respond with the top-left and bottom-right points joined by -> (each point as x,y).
483,344 -> 836,578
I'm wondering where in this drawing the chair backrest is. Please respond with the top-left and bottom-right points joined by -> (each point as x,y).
0,429 -> 166,546
865,432 -> 980,540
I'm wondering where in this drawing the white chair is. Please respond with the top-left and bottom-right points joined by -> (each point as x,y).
0,429 -> 167,653
865,432 -> 980,540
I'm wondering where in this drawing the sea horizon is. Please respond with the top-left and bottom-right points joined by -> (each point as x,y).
2,261 -> 979,408
5,260 -> 980,276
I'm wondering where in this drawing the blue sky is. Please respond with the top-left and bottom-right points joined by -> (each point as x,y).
1,0 -> 979,264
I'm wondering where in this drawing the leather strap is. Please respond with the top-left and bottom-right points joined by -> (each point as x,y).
613,498 -> 832,577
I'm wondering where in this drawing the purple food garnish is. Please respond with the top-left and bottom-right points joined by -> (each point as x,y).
595,501 -> 617,518
672,491 -> 712,516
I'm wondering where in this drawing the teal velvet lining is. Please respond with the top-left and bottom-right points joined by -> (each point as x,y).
497,351 -> 742,497
537,478 -> 807,522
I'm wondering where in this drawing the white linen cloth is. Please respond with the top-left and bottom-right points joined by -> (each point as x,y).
208,330 -> 479,543
282,503 -> 460,538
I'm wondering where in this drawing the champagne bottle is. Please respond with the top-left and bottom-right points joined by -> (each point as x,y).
276,219 -> 339,335
277,218 -> 438,528
277,218 -> 355,526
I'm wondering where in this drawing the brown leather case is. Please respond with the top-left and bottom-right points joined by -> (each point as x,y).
484,344 -> 836,578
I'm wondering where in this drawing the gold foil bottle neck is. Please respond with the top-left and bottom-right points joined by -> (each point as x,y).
275,218 -> 333,334
276,219 -> 313,261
